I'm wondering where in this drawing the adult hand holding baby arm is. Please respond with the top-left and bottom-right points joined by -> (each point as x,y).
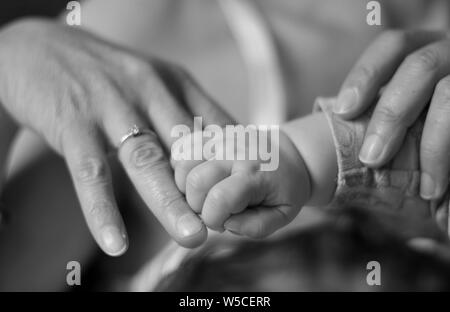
0,18 -> 232,254
334,30 -> 450,200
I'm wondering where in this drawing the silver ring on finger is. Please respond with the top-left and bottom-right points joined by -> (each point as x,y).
118,124 -> 154,148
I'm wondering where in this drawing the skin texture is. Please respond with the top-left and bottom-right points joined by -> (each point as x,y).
0,18 -> 233,256
171,113 -> 337,238
281,113 -> 337,207
172,130 -> 310,238
333,30 -> 450,202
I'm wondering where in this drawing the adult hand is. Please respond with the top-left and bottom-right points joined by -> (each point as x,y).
334,30 -> 450,200
0,18 -> 233,255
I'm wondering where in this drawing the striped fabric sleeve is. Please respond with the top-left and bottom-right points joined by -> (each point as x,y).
314,97 -> 449,241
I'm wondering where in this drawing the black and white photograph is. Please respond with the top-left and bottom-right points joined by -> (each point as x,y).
0,0 -> 450,297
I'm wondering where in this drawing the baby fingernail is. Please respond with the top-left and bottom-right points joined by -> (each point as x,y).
224,220 -> 241,234
101,226 -> 128,256
177,214 -> 203,237
335,88 -> 358,115
359,134 -> 384,164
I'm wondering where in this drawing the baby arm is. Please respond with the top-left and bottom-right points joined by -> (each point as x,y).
282,112 -> 337,207
171,113 -> 337,238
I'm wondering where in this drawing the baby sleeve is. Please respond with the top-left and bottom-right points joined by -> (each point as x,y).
314,97 -> 449,241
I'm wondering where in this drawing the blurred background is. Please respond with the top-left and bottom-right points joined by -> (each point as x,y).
0,1 -> 68,26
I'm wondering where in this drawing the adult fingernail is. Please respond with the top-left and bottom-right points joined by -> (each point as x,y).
335,88 -> 358,115
224,219 -> 241,234
101,226 -> 128,256
420,172 -> 436,200
177,214 -> 203,237
359,134 -> 384,164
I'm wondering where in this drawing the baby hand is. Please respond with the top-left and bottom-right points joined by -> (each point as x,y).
171,126 -> 311,238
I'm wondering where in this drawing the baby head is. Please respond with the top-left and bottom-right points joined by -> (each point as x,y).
154,206 -> 450,291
